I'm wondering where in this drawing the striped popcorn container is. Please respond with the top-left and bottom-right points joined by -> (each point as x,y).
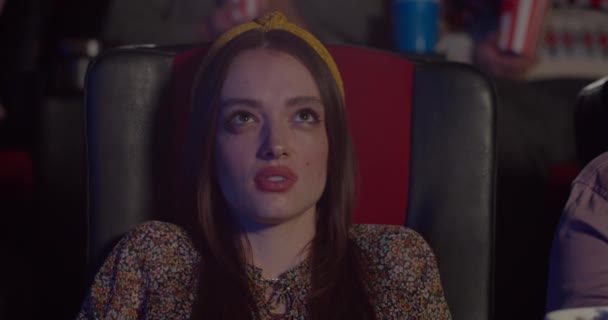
230,0 -> 263,22
498,0 -> 551,56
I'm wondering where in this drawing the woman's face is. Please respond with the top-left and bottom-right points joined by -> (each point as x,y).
215,48 -> 328,228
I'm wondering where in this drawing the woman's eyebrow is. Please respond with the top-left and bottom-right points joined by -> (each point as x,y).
285,96 -> 323,107
219,97 -> 261,109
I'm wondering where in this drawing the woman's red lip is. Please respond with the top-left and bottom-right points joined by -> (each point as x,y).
254,166 -> 298,192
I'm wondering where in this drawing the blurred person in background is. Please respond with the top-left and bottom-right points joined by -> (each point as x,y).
546,151 -> 608,311
445,0 -> 540,79
101,0 -> 385,47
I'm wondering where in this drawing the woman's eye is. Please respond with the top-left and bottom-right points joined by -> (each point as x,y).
294,109 -> 319,123
230,112 -> 255,125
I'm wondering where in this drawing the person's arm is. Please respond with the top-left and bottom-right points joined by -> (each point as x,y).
447,0 -> 538,79
293,0 -> 383,44
200,0 -> 284,41
474,33 -> 538,79
546,154 -> 608,311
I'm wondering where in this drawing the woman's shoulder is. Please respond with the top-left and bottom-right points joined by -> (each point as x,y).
78,221 -> 200,319
350,225 -> 436,278
97,221 -> 201,300
123,220 -> 194,247
348,224 -> 448,315
349,224 -> 435,267
125,220 -> 192,242
574,151 -> 608,196
117,220 -> 201,267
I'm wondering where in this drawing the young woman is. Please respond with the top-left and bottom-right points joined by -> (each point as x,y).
77,11 -> 451,320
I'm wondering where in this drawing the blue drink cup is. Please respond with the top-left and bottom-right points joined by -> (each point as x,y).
393,0 -> 439,54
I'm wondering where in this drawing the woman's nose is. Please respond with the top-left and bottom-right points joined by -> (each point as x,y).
258,122 -> 290,160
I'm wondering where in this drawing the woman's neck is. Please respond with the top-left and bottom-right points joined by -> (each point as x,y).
240,209 -> 316,280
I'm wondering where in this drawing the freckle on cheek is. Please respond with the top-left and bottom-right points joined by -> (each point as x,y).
306,162 -> 310,166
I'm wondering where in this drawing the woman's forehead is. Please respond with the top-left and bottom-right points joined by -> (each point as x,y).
220,48 -> 321,102
225,48 -> 306,77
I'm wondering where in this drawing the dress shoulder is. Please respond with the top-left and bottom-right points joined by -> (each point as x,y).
349,224 -> 435,272
77,221 -> 200,319
349,224 -> 451,319
122,220 -> 200,265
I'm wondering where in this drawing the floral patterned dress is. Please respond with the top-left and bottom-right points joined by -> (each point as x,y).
77,221 -> 451,319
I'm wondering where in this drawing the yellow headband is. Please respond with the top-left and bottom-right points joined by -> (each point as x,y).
203,11 -> 344,98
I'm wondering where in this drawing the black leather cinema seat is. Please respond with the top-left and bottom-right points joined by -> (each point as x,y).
84,44 -> 497,320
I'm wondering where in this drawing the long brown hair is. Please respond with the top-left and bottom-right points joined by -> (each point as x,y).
180,29 -> 375,319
